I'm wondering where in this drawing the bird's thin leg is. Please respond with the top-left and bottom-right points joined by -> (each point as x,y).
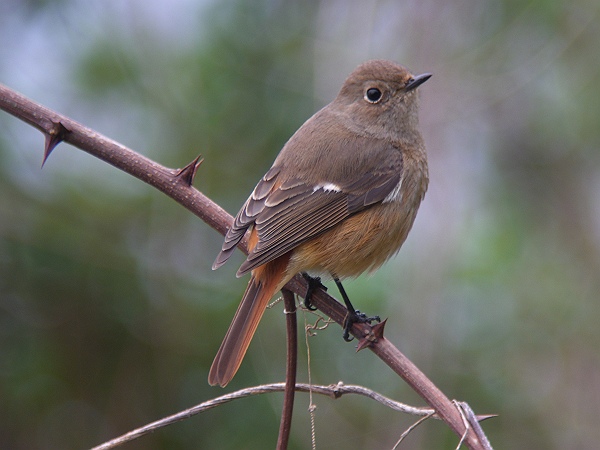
301,272 -> 327,311
333,277 -> 381,342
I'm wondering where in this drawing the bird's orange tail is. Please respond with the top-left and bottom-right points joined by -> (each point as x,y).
208,256 -> 288,387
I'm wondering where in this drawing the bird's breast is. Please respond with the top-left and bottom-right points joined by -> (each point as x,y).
289,187 -> 423,279
285,146 -> 428,281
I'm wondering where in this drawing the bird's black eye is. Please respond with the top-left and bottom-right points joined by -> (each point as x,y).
365,87 -> 382,103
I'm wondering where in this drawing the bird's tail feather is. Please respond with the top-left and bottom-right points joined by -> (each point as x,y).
208,258 -> 286,387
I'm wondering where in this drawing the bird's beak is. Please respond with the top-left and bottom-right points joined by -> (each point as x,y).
405,73 -> 432,91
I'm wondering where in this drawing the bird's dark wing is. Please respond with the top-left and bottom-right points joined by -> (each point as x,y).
212,166 -> 281,270
213,152 -> 403,276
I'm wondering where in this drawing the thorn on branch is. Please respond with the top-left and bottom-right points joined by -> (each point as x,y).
356,319 -> 387,352
176,155 -> 204,186
42,121 -> 70,167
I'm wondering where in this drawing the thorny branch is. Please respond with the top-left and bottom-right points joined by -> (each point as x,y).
0,82 -> 493,450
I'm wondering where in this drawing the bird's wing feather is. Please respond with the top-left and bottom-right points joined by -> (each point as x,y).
213,140 -> 404,275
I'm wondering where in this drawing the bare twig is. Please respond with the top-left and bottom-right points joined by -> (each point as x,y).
277,289 -> 298,450
454,401 -> 494,450
0,82 -> 492,449
392,411 -> 435,449
90,382 -> 436,450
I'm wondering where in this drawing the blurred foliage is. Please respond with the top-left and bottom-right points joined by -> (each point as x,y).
1,0 -> 600,449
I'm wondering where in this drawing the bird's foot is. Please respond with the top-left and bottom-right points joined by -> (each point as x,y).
342,311 -> 381,342
302,272 -> 327,311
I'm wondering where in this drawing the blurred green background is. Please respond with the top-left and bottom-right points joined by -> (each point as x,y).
1,0 -> 599,448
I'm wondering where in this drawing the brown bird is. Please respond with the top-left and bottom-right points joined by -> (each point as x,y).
209,60 -> 431,387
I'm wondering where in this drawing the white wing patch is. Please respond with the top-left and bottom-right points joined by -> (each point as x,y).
313,182 -> 341,193
383,176 -> 403,203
